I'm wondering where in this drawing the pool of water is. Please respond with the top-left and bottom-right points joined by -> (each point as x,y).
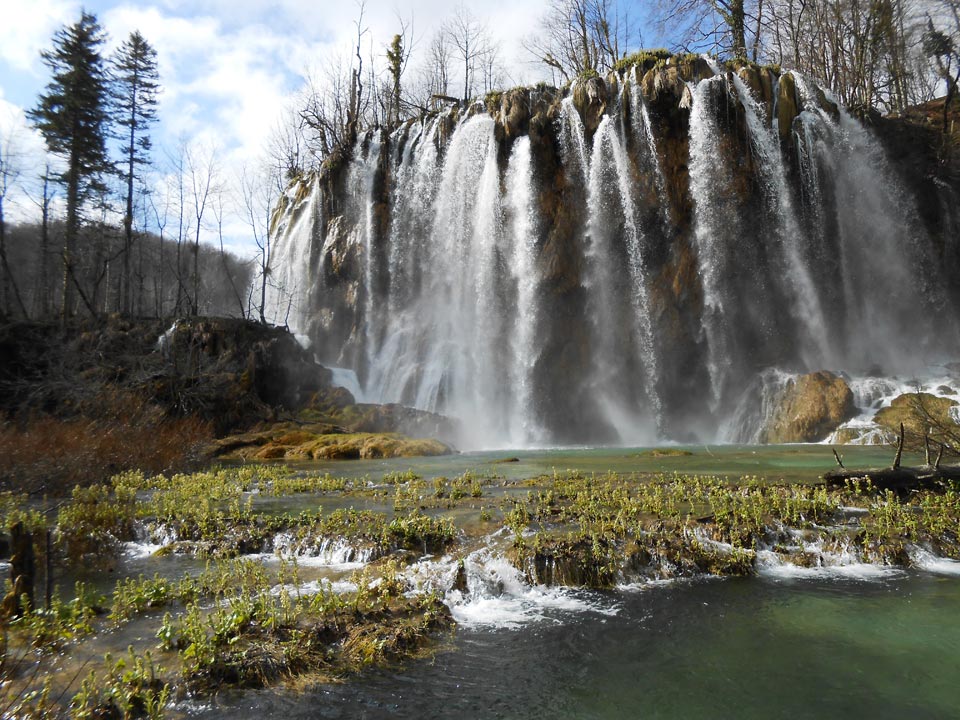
190,572 -> 960,719
276,444 -> 923,485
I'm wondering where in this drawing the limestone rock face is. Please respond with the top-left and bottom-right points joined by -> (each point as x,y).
762,371 -> 857,443
875,393 -> 960,443
641,66 -> 687,106
572,75 -> 608,135
777,72 -> 799,141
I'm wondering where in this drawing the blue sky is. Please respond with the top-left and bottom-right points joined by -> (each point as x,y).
0,0 -> 656,256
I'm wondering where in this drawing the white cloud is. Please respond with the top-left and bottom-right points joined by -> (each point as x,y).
0,0 -> 78,74
1,0 -> 564,255
0,89 -> 65,224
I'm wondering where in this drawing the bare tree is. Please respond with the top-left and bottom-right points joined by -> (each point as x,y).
299,58 -> 355,159
166,141 -> 192,314
445,3 -> 497,102
185,141 -> 218,315
148,174 -> 169,316
0,118 -> 29,319
657,0 -> 756,61
525,0 -> 635,82
212,184 -> 246,318
239,165 -> 276,324
267,104 -> 306,187
923,0 -> 960,129
27,165 -> 58,317
762,0 -> 938,112
407,30 -> 456,111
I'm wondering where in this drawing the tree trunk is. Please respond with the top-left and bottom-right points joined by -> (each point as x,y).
63,164 -> 80,322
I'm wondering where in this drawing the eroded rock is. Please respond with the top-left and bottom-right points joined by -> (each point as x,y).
761,371 -> 857,443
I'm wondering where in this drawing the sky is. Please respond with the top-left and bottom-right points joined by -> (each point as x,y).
0,0 -> 655,257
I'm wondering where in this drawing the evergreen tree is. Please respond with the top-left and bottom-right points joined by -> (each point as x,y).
111,30 -> 159,315
29,12 -> 111,319
386,34 -> 404,125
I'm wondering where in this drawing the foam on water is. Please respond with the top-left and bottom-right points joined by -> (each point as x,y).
755,549 -> 904,580
908,545 -> 960,576
265,534 -> 378,569
270,578 -> 358,597
406,541 -> 618,630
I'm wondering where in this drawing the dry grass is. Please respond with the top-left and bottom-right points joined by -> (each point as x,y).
0,391 -> 213,495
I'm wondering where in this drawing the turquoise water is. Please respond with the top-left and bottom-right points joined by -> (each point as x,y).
278,444 -> 923,485
194,572 -> 960,719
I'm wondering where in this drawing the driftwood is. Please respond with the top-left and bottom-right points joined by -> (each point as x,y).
824,423 -> 960,492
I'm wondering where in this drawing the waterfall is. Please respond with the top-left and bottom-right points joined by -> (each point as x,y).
688,76 -> 743,410
266,68 -> 960,449
504,137 -> 545,444
791,73 -> 952,372
584,115 -> 661,439
730,74 -> 831,367
261,174 -> 323,335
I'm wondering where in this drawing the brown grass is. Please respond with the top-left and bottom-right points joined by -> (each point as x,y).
0,390 -> 213,495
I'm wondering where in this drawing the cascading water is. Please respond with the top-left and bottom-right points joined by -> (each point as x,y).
791,73 -> 952,370
730,74 -> 831,366
262,173 -> 323,336
688,75 -> 745,410
582,108 -> 661,438
504,137 -> 546,444
264,67 -> 960,449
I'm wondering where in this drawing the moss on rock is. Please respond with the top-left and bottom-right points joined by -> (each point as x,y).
761,371 -> 856,443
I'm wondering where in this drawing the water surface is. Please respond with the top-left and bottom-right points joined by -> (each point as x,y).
190,573 -> 960,719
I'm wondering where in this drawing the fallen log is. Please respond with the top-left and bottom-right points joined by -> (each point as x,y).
823,464 -> 960,491
824,423 -> 960,492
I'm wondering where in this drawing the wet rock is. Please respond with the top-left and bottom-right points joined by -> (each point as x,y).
761,371 -> 857,443
571,75 -> 608,136
640,66 -> 687,107
874,393 -> 960,442
777,72 -> 799,142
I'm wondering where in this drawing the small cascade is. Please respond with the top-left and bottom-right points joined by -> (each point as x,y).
791,73 -> 953,371
559,97 -> 590,185
730,74 -> 831,367
347,132 -> 385,373
405,540 -> 617,629
329,366 -> 366,403
720,368 -> 798,443
625,74 -> 667,226
385,117 -> 443,315
365,115 -> 509,446
269,533 -> 379,567
262,174 -> 323,333
584,112 -> 661,439
825,371 -> 960,444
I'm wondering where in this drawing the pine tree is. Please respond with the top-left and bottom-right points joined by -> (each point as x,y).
29,11 -> 111,319
386,34 -> 404,125
111,30 -> 159,315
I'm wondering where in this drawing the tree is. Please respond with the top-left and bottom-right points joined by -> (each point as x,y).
658,0 -> 753,61
526,0 -> 634,82
924,2 -> 960,131
240,166 -> 276,324
386,34 -> 405,125
0,118 -> 29,319
185,142 -> 218,315
27,165 -> 57,317
111,30 -> 159,315
445,3 -> 496,102
29,12 -> 111,320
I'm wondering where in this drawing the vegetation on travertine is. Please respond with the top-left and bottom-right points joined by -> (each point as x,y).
1,463 -> 960,715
